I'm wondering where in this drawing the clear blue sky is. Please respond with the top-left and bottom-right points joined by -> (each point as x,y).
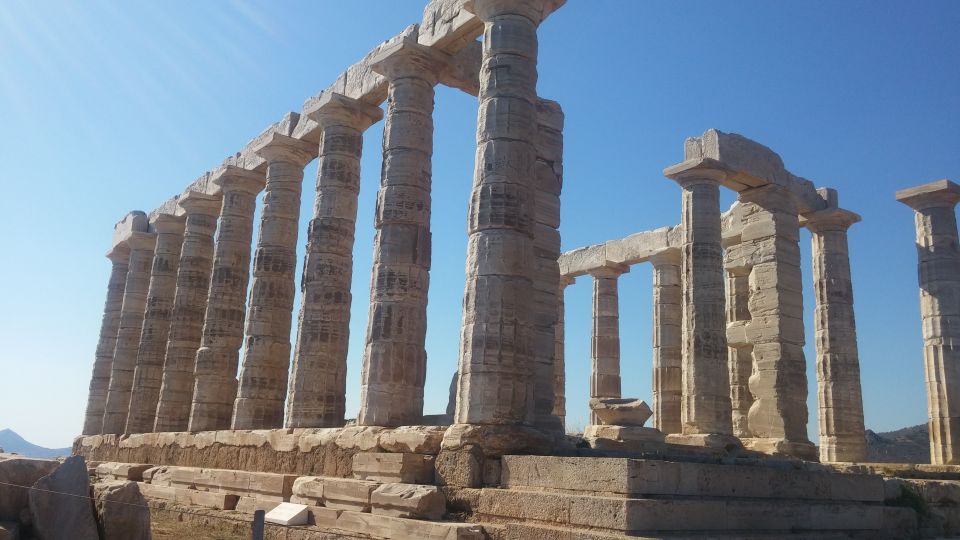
0,1 -> 957,448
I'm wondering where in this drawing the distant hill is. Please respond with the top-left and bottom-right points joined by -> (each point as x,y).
0,429 -> 71,459
865,423 -> 930,464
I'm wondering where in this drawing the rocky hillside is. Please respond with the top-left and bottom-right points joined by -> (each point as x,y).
865,423 -> 930,464
0,429 -> 70,459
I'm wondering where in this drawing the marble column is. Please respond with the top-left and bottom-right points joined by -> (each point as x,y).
805,207 -> 866,463
356,41 -> 447,428
725,266 -> 754,439
650,251 -> 682,435
664,163 -> 734,440
589,264 -> 628,425
154,191 -> 221,432
101,231 -> 157,434
287,93 -> 382,428
124,214 -> 186,434
553,276 -> 574,425
189,167 -> 265,432
455,0 -> 560,427
739,185 -> 814,458
232,134 -> 315,430
896,179 -> 960,465
82,244 -> 131,435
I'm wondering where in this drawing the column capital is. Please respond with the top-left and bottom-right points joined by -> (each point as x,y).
369,36 -> 452,84
150,213 -> 186,235
178,190 -> 222,217
559,275 -> 575,288
253,132 -> 317,167
105,244 -> 130,263
464,0 -> 566,24
663,158 -> 730,188
126,231 -> 157,251
802,208 -> 861,233
896,179 -> 960,211
305,92 -> 384,132
589,262 -> 630,279
648,249 -> 681,267
212,165 -> 266,195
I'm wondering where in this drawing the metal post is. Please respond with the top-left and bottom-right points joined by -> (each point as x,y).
252,509 -> 265,540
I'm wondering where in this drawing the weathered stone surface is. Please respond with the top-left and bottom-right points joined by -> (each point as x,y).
94,481 -> 151,540
650,251 -> 682,435
441,424 -> 554,457
265,502 -> 309,526
371,483 -> 445,520
378,426 -> 444,454
139,483 -> 239,510
587,265 -> 627,425
588,398 -> 652,427
435,447 -> 482,488
95,462 -> 153,482
353,453 -> 434,484
0,454 -> 58,521
28,456 -> 99,540
292,477 -> 379,512
583,425 -> 666,452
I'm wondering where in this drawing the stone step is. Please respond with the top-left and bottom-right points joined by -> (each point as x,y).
308,505 -> 485,540
145,464 -> 295,501
488,522 -> 869,540
501,456 -> 884,502
475,488 -> 886,534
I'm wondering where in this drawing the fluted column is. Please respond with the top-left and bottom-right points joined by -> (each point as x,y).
664,162 -> 734,441
101,231 -> 157,434
232,135 -> 315,430
188,167 -> 265,432
553,276 -> 574,425
82,244 -> 131,435
805,207 -> 866,463
287,94 -> 382,428
897,179 -> 960,465
455,0 -> 562,427
589,264 -> 628,425
125,215 -> 186,434
154,191 -> 221,432
650,251 -> 682,435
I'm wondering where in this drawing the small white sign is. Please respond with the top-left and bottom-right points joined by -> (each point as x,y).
264,502 -> 309,526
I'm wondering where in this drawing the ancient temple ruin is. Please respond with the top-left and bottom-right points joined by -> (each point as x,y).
69,0 -> 960,538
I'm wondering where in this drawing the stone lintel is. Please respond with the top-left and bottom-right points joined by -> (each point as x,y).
896,179 -> 960,210
418,0 -> 484,52
801,207 -> 862,232
648,248 -> 681,267
211,165 -> 266,195
663,157 -> 731,187
558,226 -> 678,278
304,92 -> 384,132
368,35 -> 453,82
559,274 -> 575,288
463,0 -> 567,24
149,213 -> 187,235
252,132 -> 317,167
441,40 -> 481,96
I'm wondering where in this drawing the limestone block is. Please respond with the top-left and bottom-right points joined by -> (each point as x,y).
0,455 -> 59,521
371,483 -> 445,520
584,425 -> 665,443
265,502 -> 309,526
588,398 -> 652,427
333,508 -> 485,539
290,476 -> 324,505
234,497 -> 280,514
335,426 -> 384,451
435,448 -> 482,488
440,424 -> 553,457
93,481 -> 150,540
418,0 -> 483,52
95,462 -> 153,482
353,453 -> 435,484
28,456 -> 99,540
378,426 -> 444,454
320,478 -> 379,512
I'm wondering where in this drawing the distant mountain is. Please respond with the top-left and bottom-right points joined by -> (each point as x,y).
865,423 -> 930,464
0,429 -> 71,459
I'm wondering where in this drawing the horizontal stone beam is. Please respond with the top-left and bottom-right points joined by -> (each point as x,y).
559,226 -> 681,278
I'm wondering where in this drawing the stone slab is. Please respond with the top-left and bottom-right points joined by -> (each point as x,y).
95,462 -> 153,481
234,496 -> 281,515
371,483 -> 446,520
265,502 -> 309,526
138,482 -> 239,510
353,452 -> 435,484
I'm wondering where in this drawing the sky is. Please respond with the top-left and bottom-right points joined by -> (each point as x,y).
0,1 -> 958,449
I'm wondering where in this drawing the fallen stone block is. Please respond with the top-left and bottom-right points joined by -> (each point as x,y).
0,454 -> 59,521
353,452 -> 435,483
265,502 -> 309,526
371,483 -> 446,520
28,456 -> 99,540
588,398 -> 652,427
94,481 -> 151,540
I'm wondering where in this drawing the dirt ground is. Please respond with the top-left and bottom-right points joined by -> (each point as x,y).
151,508 -> 251,539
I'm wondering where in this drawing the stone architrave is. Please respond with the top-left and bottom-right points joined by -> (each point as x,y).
82,244 -> 131,435
153,191 -> 222,432
553,276 -> 574,424
805,205 -> 866,463
896,179 -> 960,465
589,264 -> 628,425
357,39 -> 449,428
738,184 -> 815,458
189,167 -> 265,432
125,214 -> 186,434
232,134 -> 315,430
454,0 -> 565,428
287,93 -> 383,428
650,250 -> 682,435
101,231 -> 158,434
664,161 -> 734,441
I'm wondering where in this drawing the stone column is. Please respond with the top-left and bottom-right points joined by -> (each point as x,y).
664,162 -> 735,443
589,264 -> 628,425
154,191 -> 221,432
188,167 -> 265,432
738,185 -> 814,458
454,0 -> 561,429
650,251 -> 682,435
357,40 -> 448,427
101,231 -> 157,434
124,214 -> 186,434
896,179 -> 960,465
287,94 -> 382,428
725,266 -> 754,439
82,244 -> 130,435
553,276 -> 574,425
232,134 -> 315,430
805,207 -> 866,463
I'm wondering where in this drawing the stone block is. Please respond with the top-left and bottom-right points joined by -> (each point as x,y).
95,462 -> 153,482
265,502 -> 309,526
336,426 -> 384,451
378,426 -> 445,454
353,452 -> 435,484
371,483 -> 446,520
93,481 -> 150,540
334,508 -> 485,539
0,454 -> 59,521
588,398 -> 652,426
28,456 -> 99,540
290,476 -> 324,505
234,497 -> 280,514
322,477 -> 380,512
435,448 -> 482,488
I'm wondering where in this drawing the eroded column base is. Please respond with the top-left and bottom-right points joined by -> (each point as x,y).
742,437 -> 819,461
